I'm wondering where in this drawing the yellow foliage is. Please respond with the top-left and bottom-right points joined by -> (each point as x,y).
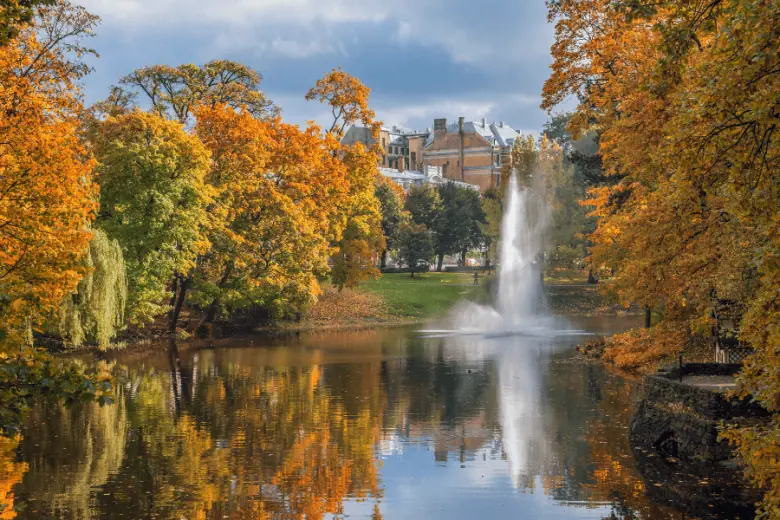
0,436 -> 26,519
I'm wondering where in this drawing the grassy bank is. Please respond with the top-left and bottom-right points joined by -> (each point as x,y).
302,270 -> 634,331
362,272 -> 490,320
298,272 -> 490,330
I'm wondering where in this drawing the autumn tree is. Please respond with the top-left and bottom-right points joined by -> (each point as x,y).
0,1 -> 98,341
0,0 -> 53,45
308,68 -> 385,288
544,0 -> 779,514
330,145 -> 385,289
91,111 -> 212,326
102,60 -> 278,123
305,67 -> 381,140
192,105 -> 349,324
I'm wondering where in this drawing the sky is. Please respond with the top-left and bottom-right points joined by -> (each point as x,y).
76,0 -> 569,135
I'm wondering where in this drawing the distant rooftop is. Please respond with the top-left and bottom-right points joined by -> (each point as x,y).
347,118 -> 522,148
378,167 -> 426,181
441,119 -> 520,147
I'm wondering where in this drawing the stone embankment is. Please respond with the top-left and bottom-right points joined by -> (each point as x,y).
630,363 -> 769,519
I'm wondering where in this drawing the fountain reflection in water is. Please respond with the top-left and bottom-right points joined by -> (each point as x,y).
420,171 -> 602,488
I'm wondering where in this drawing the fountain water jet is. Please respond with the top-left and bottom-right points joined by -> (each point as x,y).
420,172 -> 588,339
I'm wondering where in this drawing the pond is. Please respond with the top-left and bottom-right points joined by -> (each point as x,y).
10,315 -> 703,519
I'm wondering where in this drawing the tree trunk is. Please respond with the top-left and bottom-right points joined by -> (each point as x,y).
168,276 -> 190,334
645,307 -> 652,328
380,249 -> 388,269
168,276 -> 179,312
204,264 -> 233,324
587,268 -> 597,284
168,339 -> 182,415
437,254 -> 444,272
460,249 -> 467,267
204,300 -> 219,325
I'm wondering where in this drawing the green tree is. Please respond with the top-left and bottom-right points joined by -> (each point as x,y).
480,188 -> 502,270
433,183 -> 485,270
405,184 -> 441,228
92,111 -> 212,326
0,0 -> 53,46
374,178 -> 405,269
397,223 -> 433,278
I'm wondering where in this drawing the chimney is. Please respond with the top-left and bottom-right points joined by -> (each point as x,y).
458,117 -> 465,182
482,118 -> 487,128
433,118 -> 447,140
499,121 -> 505,128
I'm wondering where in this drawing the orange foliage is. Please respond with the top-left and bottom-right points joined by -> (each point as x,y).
193,104 -> 351,317
601,322 -> 687,373
544,0 -> 779,514
0,3 -> 99,336
306,67 -> 381,141
307,69 -> 385,289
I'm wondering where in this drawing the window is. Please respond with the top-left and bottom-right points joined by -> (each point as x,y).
495,154 -> 501,166
411,152 -> 417,169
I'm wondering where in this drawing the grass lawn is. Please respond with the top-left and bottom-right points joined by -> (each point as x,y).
362,272 -> 491,320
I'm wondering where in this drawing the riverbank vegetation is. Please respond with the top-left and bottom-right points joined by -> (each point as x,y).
543,0 -> 779,514
0,1 -> 499,435
0,1 -> 396,434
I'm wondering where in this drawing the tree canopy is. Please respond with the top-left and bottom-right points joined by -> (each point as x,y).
544,0 -> 779,514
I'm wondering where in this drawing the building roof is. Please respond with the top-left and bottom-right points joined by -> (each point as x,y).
378,167 -> 426,181
348,119 -> 521,148
489,122 -> 520,147
378,167 -> 479,191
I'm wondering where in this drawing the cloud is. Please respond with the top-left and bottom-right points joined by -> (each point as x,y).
376,99 -> 497,130
79,0 -> 389,26
74,0 -> 559,133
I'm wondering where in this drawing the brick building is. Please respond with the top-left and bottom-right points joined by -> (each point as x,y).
342,117 -> 521,192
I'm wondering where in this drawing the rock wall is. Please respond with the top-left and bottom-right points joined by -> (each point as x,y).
629,364 -> 768,519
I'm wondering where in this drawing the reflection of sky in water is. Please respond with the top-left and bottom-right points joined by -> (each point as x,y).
342,445 -> 611,519
340,330 -> 612,520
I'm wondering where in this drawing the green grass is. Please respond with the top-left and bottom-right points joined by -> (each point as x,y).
362,272 -> 491,320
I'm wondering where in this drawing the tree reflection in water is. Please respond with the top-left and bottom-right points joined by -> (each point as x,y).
7,327 -> 705,519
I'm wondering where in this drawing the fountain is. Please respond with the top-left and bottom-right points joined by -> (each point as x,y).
420,171 -> 587,339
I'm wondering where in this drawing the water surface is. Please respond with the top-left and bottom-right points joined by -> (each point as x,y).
11,315 -> 698,519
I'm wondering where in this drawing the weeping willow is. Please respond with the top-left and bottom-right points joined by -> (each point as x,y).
59,229 -> 127,350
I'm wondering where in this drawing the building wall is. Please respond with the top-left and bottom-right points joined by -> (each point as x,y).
379,129 -> 391,167
408,136 -> 425,172
422,129 -> 499,191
